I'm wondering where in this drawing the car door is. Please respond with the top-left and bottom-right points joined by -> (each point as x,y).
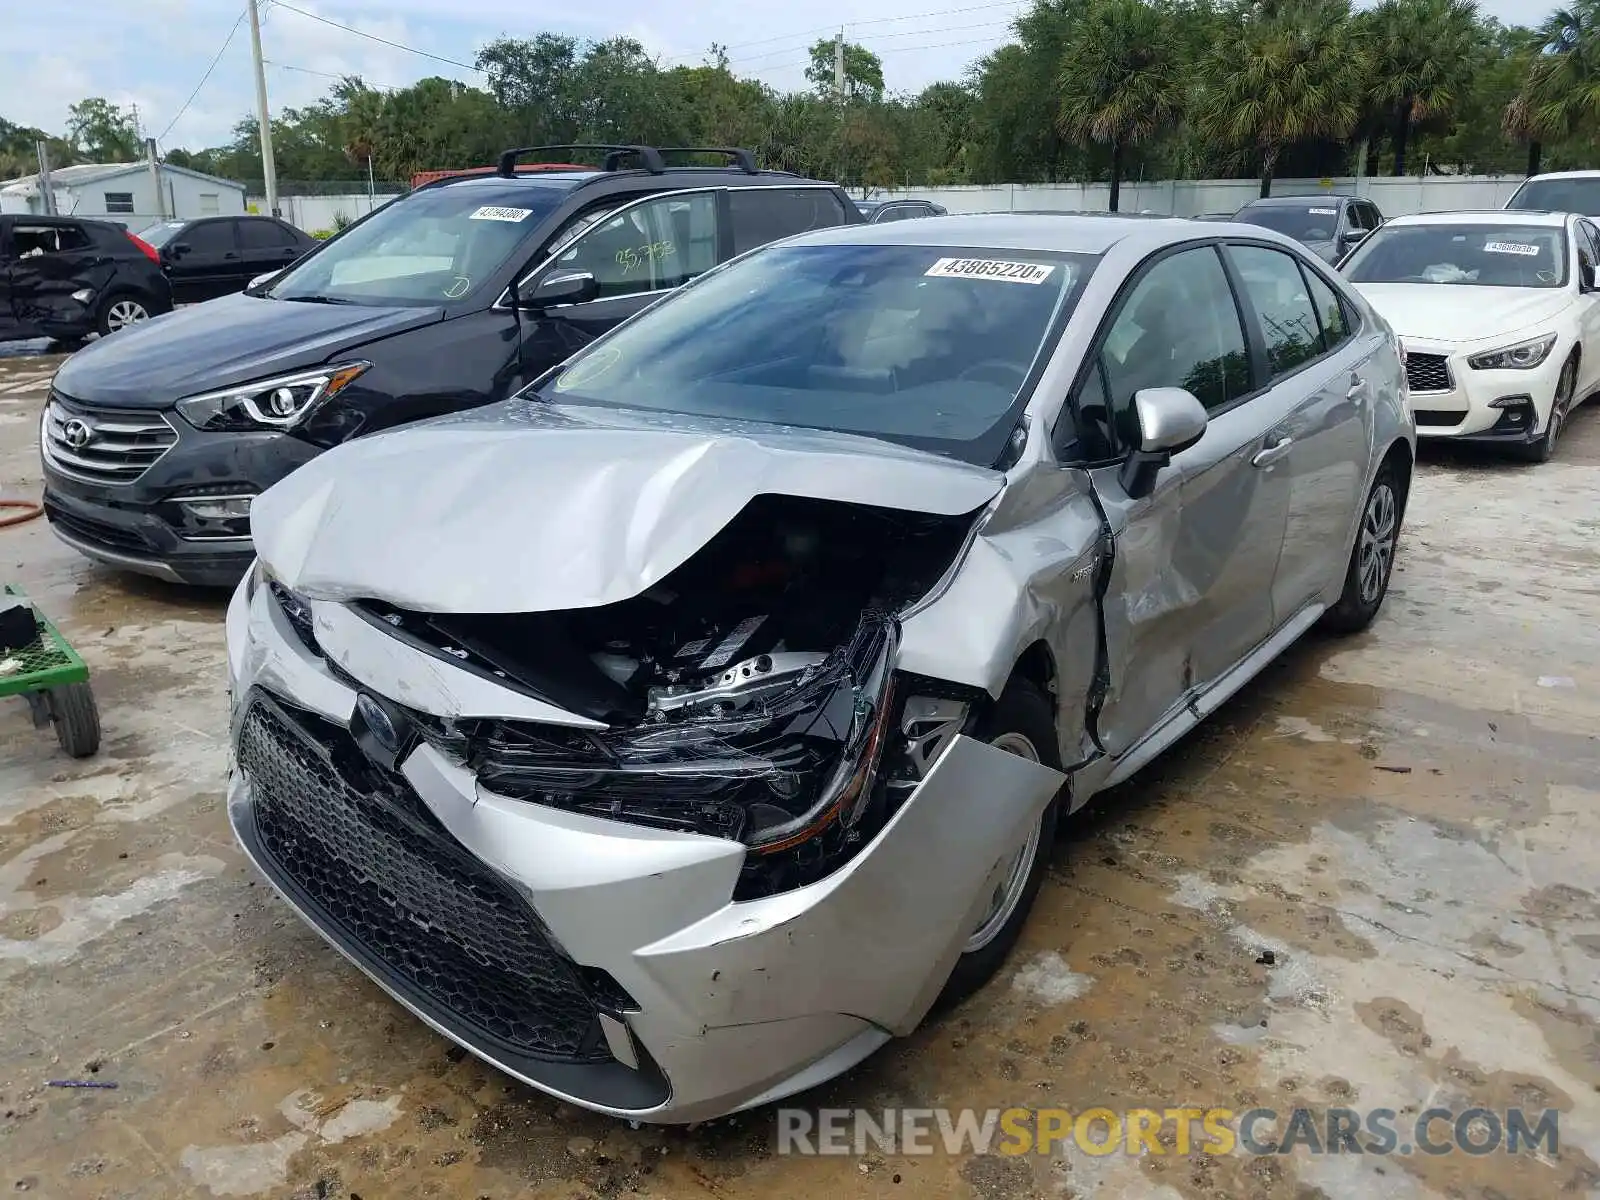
727,185 -> 852,255
517,188 -> 721,366
4,220 -> 101,333
1225,243 -> 1373,620
1080,243 -> 1287,760
0,219 -> 23,339
1573,220 -> 1600,397
164,219 -> 239,303
235,218 -> 306,288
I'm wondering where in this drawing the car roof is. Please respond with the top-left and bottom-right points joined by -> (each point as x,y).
422,167 -> 821,195
1385,209 -> 1570,228
791,211 -> 1273,255
1518,171 -> 1600,182
1238,195 -> 1356,207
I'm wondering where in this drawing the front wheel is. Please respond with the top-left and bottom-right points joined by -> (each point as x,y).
1320,459 -> 1404,635
1518,355 -> 1575,464
97,293 -> 151,337
934,679 -> 1062,1010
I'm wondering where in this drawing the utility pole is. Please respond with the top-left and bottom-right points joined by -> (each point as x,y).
834,30 -> 845,106
247,0 -> 280,217
146,137 -> 165,220
35,141 -> 56,215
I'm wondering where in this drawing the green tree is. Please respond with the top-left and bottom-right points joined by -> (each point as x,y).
1362,0 -> 1483,176
1511,2 -> 1600,174
805,39 -> 885,103
1056,0 -> 1188,211
1199,0 -> 1365,196
66,97 -> 140,162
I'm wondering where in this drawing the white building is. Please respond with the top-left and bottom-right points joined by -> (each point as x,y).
0,161 -> 247,228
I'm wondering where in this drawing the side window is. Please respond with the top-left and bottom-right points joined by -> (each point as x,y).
1099,246 -> 1252,445
553,192 -> 718,299
1227,245 -> 1325,379
1299,264 -> 1352,352
186,221 -> 237,255
238,219 -> 296,249
12,224 -> 90,256
729,188 -> 850,255
1578,220 -> 1600,267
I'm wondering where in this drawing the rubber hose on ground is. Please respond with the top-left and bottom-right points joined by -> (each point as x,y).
0,499 -> 44,529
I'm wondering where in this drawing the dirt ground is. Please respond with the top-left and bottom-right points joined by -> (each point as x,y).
2,348 -> 1598,1200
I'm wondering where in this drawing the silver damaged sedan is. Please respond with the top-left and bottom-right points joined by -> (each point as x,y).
226,214 -> 1415,1123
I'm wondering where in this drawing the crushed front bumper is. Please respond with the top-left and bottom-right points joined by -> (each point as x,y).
224,572 -> 1065,1122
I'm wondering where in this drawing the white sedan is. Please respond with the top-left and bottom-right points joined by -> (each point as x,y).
1339,209 -> 1600,461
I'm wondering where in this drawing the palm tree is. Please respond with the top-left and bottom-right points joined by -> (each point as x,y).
1199,0 -> 1366,197
1363,0 -> 1482,176
1510,2 -> 1600,174
1055,0 -> 1188,212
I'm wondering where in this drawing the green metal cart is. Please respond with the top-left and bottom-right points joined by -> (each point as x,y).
0,584 -> 100,758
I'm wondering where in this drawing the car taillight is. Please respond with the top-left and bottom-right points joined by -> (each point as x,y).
126,232 -> 160,263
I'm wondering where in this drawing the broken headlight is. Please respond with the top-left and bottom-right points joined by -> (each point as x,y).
468,615 -> 899,871
175,363 -> 370,432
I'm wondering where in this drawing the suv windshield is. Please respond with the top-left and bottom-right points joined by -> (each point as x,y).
538,242 -> 1096,466
1342,223 -> 1567,288
262,182 -> 569,306
1236,204 -> 1341,241
1506,177 -> 1600,217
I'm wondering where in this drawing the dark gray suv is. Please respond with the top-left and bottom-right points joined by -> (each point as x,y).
1232,195 -> 1385,264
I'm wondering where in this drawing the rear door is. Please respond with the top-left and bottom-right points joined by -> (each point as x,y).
0,219 -> 23,339
1082,243 -> 1286,759
1224,243 -> 1371,621
727,186 -> 852,253
165,219 -> 239,302
235,218 -> 307,287
4,220 -> 102,333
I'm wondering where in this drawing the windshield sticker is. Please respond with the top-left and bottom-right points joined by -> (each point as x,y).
1308,206 -> 1338,215
1483,241 -> 1541,256
469,205 -> 535,223
925,257 -> 1055,284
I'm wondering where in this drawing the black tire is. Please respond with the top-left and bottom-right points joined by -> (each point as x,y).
934,678 -> 1063,1010
96,292 -> 152,337
47,681 -> 101,758
1320,457 -> 1404,635
1517,355 -> 1575,464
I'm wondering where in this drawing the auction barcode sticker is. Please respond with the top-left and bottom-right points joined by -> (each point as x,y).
469,205 -> 535,222
1308,207 -> 1338,215
1484,241 -> 1540,256
925,257 -> 1055,284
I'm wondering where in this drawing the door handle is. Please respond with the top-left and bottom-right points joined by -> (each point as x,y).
1347,375 -> 1370,404
1252,435 -> 1293,467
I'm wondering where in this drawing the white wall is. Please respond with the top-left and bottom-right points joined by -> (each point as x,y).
20,170 -> 249,229
872,174 -> 1528,218
249,192 -> 397,233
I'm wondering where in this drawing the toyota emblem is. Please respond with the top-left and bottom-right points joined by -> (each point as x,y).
61,418 -> 93,449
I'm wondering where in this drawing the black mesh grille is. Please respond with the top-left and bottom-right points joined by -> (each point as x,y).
238,695 -> 608,1063
1405,353 -> 1453,393
43,499 -> 152,553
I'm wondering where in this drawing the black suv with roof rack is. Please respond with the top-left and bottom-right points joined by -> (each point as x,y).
41,144 -> 860,587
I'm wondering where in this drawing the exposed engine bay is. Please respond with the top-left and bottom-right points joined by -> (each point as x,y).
354,494 -> 983,896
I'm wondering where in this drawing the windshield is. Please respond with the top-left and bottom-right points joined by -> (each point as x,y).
1506,177 -> 1600,217
537,242 -> 1096,466
1236,204 -> 1341,241
1342,223 -> 1568,288
137,220 -> 186,247
262,182 -> 569,306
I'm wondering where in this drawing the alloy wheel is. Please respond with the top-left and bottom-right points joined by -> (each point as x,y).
964,731 -> 1046,954
1357,482 -> 1397,605
106,300 -> 149,331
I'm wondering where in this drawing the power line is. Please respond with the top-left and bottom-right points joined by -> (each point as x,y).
266,60 -> 405,92
267,0 -> 483,73
158,4 -> 249,143
728,18 -> 1014,66
662,0 -> 1024,64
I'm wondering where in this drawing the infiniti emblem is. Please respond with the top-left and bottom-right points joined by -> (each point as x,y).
61,418 -> 94,449
355,693 -> 400,753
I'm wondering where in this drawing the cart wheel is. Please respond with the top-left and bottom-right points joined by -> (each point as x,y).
47,681 -> 101,758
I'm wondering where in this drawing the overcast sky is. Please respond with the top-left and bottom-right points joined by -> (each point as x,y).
0,0 -> 1556,157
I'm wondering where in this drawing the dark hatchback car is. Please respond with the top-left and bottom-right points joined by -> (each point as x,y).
0,215 -> 174,342
1232,195 -> 1385,263
41,144 -> 861,586
137,215 -> 321,304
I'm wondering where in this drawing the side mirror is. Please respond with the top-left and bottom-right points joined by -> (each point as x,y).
1341,228 -> 1368,247
1118,387 -> 1208,498
168,242 -> 191,257
522,270 -> 599,310
247,271 -> 279,290
1582,261 -> 1596,292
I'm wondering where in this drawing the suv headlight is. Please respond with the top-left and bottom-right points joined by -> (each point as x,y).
175,363 -> 370,431
1467,334 -> 1557,371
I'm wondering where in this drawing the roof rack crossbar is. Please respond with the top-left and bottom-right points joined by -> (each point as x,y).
657,147 -> 760,174
497,144 -> 666,177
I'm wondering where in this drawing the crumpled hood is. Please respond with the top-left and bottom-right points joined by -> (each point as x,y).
1352,284 -> 1574,345
52,292 -> 444,408
252,401 -> 1004,613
